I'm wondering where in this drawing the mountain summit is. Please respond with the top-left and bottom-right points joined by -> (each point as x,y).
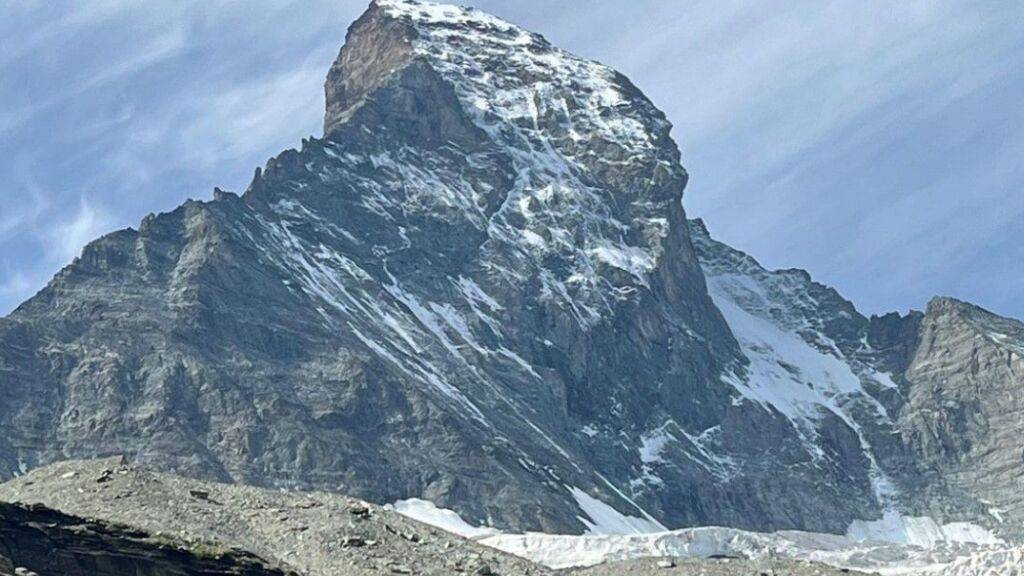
0,0 -> 1020,541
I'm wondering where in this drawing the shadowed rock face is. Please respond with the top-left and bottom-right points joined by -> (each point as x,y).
0,502 -> 292,576
0,0 -> 1020,540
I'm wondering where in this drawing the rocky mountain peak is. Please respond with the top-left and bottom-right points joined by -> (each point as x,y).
326,0 -> 685,199
304,0 -> 727,333
921,296 -> 1024,356
925,296 -> 980,318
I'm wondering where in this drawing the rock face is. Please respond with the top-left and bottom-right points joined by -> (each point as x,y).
0,0 -> 1020,541
897,298 -> 1024,537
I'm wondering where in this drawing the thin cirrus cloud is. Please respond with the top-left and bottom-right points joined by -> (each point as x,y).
0,0 -> 1021,321
47,197 -> 113,266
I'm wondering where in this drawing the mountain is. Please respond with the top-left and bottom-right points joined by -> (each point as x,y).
691,222 -> 1023,542
0,0 -> 1020,542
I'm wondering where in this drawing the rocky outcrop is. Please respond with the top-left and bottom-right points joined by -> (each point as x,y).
897,298 -> 1024,539
0,502 -> 291,576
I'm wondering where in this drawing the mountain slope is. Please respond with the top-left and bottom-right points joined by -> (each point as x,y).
691,219 -> 1022,542
0,0 -> 740,534
0,0 -> 1019,541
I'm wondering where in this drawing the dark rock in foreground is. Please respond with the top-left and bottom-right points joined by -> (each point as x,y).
0,501 -> 292,576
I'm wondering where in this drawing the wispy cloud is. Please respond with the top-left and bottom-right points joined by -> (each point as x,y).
0,153 -> 52,239
0,0 -> 1021,320
46,197 -> 113,264
1,25 -> 189,135
175,63 -> 328,168
0,270 -> 32,299
79,27 -> 188,92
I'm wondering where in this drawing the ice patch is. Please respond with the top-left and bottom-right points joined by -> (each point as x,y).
847,510 -> 1003,547
386,489 -> 1014,574
481,525 -> 1016,573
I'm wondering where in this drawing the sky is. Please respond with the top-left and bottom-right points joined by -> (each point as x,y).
1,0 -> 1021,319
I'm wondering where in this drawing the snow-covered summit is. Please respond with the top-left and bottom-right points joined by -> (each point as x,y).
318,0 -> 703,323
373,0 -> 672,159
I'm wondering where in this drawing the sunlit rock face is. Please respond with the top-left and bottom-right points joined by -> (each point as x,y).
0,0 -> 1019,540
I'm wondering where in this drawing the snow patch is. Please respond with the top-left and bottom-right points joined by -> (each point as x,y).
638,429 -> 671,464
376,0 -> 673,323
870,371 -> 899,390
588,242 -> 655,284
711,276 -> 870,429
708,272 -> 901,511
390,498 -> 501,539
569,487 -> 666,535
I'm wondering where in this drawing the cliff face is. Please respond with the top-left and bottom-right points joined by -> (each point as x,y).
896,298 -> 1024,537
0,0 -> 1020,540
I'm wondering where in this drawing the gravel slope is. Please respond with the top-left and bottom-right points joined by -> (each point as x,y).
0,458 -> 878,576
0,458 -> 549,576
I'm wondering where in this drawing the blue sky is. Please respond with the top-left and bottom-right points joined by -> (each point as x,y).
1,0 -> 1022,319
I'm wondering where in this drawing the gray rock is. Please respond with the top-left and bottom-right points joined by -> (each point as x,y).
896,297 -> 1024,540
